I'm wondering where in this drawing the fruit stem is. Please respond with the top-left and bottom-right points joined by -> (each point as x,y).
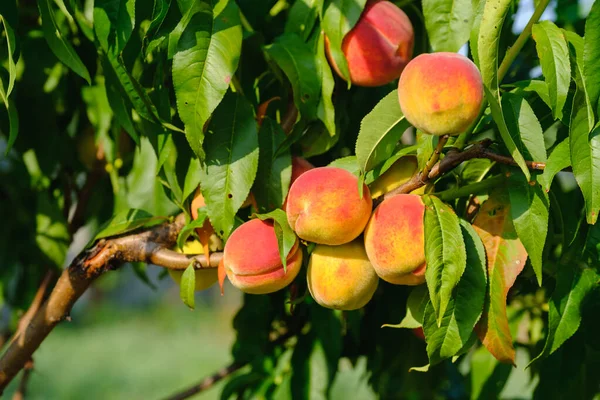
435,174 -> 507,201
420,135 -> 448,182
497,0 -> 551,83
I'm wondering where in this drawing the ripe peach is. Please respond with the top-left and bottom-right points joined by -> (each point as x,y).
364,194 -> 426,285
307,240 -> 379,310
168,240 -> 218,291
398,52 -> 484,136
282,156 -> 315,211
223,219 -> 302,294
286,167 -> 372,245
369,156 -> 418,198
325,0 -> 414,87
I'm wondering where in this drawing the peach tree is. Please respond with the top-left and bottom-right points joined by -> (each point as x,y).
1,0 -> 600,398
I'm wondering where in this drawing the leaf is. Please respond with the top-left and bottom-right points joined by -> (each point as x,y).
328,156 -> 360,176
253,118 -> 292,212
383,284 -> 429,329
38,0 -> 91,83
506,80 -> 552,110
93,209 -> 158,241
284,0 -> 322,41
0,16 -> 17,99
172,0 -> 243,160
423,0 -> 473,53
485,86 -> 531,181
422,220 -> 487,365
180,263 -> 196,309
468,0 -> 486,67
264,33 -> 321,121
531,21 -> 571,121
423,195 -> 467,326
254,209 -> 297,272
477,0 -> 512,91
322,0 -> 367,84
584,0 -> 600,120
176,209 -> 208,250
36,194 -> 70,268
473,190 -> 528,364
541,138 -> 570,192
2,98 -> 18,155
530,267 -> 600,364
316,31 -> 336,137
501,92 -> 547,163
470,344 -> 512,400
355,89 -> 411,174
199,92 -> 259,240
93,0 -> 136,53
508,174 -> 549,285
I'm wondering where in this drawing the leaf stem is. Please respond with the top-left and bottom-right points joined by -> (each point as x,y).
420,135 -> 449,182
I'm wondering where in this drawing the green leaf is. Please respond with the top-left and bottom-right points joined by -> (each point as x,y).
355,89 -> 411,174
180,262 -> 196,309
530,267 -> 600,364
298,121 -> 339,158
264,33 -> 321,122
584,0 -> 600,121
531,21 -> 571,121
254,209 -> 297,272
477,0 -> 511,92
254,118 -> 292,212
506,79 -> 552,110
469,0 -> 486,67
284,0 -> 322,41
423,0 -> 473,52
364,145 -> 418,185
172,0 -> 243,160
485,86 -> 531,181
473,190 -> 528,365
0,16 -> 17,99
36,194 -> 70,268
423,195 -> 467,326
93,209 -> 158,241
508,174 -> 549,286
316,31 -> 336,137
199,92 -> 259,240
383,284 -> 429,329
322,0 -> 367,84
38,0 -> 91,83
422,220 -> 487,365
541,138 -> 570,192
2,98 -> 19,155
501,92 -> 547,163
176,209 -> 208,250
470,344 -> 512,400
328,156 -> 360,176
93,0 -> 136,53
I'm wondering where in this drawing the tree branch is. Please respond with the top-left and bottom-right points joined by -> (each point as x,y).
0,213 -> 192,393
382,139 -> 546,199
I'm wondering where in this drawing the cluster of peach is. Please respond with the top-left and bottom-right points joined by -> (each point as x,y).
171,0 -> 485,311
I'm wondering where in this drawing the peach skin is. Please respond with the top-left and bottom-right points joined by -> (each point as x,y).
224,219 -> 302,295
326,0 -> 414,87
307,240 -> 379,310
282,156 -> 315,211
286,167 -> 373,245
398,52 -> 484,136
168,240 -> 218,291
364,194 -> 426,285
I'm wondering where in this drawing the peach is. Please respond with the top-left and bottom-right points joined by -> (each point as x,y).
369,156 -> 418,198
168,240 -> 218,291
223,219 -> 302,294
282,156 -> 315,211
398,52 -> 484,136
364,194 -> 426,285
326,1 -> 414,87
286,167 -> 372,245
191,188 -> 220,257
307,240 -> 379,310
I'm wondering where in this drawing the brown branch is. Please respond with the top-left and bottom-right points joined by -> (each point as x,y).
383,139 -> 547,199
0,214 -> 190,393
11,359 -> 33,400
163,326 -> 301,400
150,248 -> 222,270
419,135 -> 449,182
12,271 -> 55,347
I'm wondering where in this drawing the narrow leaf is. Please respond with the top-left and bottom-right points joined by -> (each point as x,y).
531,21 -> 571,120
423,0 -> 473,53
254,209 -> 297,271
172,0 -> 243,160
584,0 -> 600,119
199,92 -> 259,240
93,209 -> 158,241
477,0 -> 512,91
38,0 -> 91,83
93,0 -> 136,53
501,92 -> 547,163
473,190 -> 528,364
356,89 -> 410,174
541,138 -> 570,192
284,0 -> 322,41
530,267 -> 600,364
423,195 -> 467,326
508,174 -> 549,285
180,263 -> 196,309
177,210 -> 208,250
316,31 -> 336,137
383,284 -> 429,329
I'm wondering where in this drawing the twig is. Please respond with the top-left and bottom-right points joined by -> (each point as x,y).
382,139 -> 546,199
11,359 -> 33,400
420,135 -> 448,182
68,164 -> 105,235
11,271 -> 55,346
163,326 -> 301,400
0,214 -> 190,393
